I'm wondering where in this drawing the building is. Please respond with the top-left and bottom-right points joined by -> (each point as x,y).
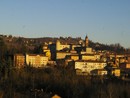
75,60 -> 106,75
43,45 -> 51,60
26,54 -> 48,67
66,54 -> 79,61
95,54 -> 101,61
127,56 -> 130,63
86,47 -> 93,54
56,40 -> 70,51
14,54 -> 25,68
52,94 -> 61,98
81,54 -> 96,61
71,44 -> 81,50
85,35 -> 89,47
119,63 -> 130,69
56,52 -> 71,59
91,69 -> 107,76
111,68 -> 121,77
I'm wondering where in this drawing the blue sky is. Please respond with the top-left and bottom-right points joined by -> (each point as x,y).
0,0 -> 130,48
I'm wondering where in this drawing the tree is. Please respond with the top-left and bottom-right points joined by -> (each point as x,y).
34,45 -> 43,54
0,38 -> 7,60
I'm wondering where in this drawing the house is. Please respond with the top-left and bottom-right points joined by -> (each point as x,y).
26,54 -> 48,67
14,54 -> 25,68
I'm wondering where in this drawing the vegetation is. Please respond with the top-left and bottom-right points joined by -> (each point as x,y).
0,67 -> 130,98
89,40 -> 125,53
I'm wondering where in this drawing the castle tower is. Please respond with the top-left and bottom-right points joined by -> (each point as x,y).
85,35 -> 89,47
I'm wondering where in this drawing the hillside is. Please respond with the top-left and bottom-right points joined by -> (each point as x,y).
0,34 -> 127,54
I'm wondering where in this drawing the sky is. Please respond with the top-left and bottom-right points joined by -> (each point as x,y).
0,0 -> 130,48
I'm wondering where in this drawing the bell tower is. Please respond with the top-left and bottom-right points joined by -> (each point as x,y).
85,35 -> 89,47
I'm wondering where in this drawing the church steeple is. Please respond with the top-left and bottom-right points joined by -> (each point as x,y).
85,35 -> 89,47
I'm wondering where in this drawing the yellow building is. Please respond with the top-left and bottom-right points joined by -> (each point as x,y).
81,54 -> 96,61
14,54 -> 25,68
111,68 -> 120,77
43,49 -> 51,60
66,54 -> 79,61
56,52 -> 71,59
56,40 -> 70,51
42,45 -> 51,60
52,94 -> 61,98
26,54 -> 48,67
86,47 -> 93,54
95,54 -> 101,61
70,55 -> 79,61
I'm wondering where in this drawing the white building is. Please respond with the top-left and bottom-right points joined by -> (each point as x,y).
75,60 -> 107,74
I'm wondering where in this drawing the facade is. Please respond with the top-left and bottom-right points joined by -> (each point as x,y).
70,54 -> 79,61
95,54 -> 101,61
14,54 -> 25,68
75,60 -> 106,74
26,54 -> 48,67
81,54 -> 96,61
86,47 -> 93,54
56,52 -> 71,59
66,54 -> 79,61
43,49 -> 51,60
56,40 -> 70,51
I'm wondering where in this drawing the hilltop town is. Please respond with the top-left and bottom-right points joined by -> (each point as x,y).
0,34 -> 130,98
0,34 -> 130,77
